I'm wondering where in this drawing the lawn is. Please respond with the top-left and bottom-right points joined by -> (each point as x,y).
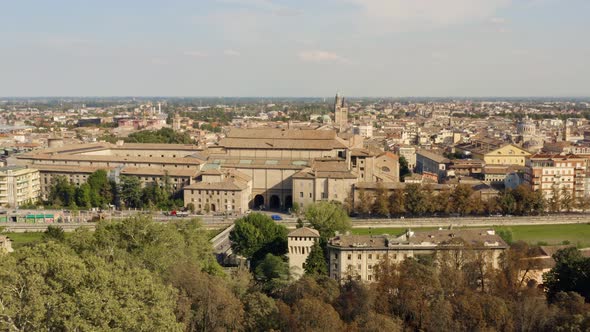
351,223 -> 590,248
3,232 -> 45,249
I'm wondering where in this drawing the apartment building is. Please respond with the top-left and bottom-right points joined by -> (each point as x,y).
524,154 -> 587,199
327,229 -> 507,282
0,166 -> 41,207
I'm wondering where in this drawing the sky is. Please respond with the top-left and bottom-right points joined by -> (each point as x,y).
1,0 -> 589,97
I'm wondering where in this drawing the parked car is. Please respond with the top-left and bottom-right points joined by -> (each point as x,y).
271,214 -> 283,221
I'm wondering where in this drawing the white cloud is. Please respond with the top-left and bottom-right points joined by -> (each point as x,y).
489,17 -> 507,24
298,50 -> 350,64
224,49 -> 241,56
183,51 -> 208,57
344,0 -> 511,27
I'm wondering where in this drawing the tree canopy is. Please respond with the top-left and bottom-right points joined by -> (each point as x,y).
304,201 -> 351,239
229,213 -> 288,262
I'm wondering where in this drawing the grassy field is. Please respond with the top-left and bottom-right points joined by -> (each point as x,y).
3,232 -> 45,249
351,223 -> 590,248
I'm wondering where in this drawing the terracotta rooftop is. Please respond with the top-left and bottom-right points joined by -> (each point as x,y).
288,227 -> 320,238
329,228 -> 508,250
184,180 -> 248,191
226,128 -> 337,140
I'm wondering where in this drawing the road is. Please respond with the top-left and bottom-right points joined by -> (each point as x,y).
4,213 -> 590,233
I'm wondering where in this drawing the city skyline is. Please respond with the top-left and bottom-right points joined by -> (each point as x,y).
1,0 -> 589,97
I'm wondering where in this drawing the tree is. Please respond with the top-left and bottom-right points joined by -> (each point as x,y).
374,258 -> 441,331
141,182 -> 169,209
575,194 -> 590,212
450,184 -> 474,215
48,176 -> 76,207
125,127 -> 193,144
544,247 -> 590,303
73,184 -> 89,209
119,176 -> 143,209
304,242 -> 327,276
432,189 -> 451,214
389,189 -> 406,216
255,253 -> 289,282
399,156 -> 411,180
498,190 -> 517,215
186,202 -> 195,213
72,216 -> 221,276
355,188 -> 372,215
242,292 -> 279,332
168,263 -> 244,331
560,188 -> 574,212
229,213 -> 288,261
304,201 -> 351,240
43,225 -> 65,242
334,279 -> 373,323
87,170 -> 112,208
255,254 -> 290,293
0,243 -> 182,331
288,297 -> 345,332
548,186 -> 561,212
372,183 -> 390,216
405,184 -> 427,216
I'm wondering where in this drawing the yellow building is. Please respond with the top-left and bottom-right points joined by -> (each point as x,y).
456,138 -> 531,166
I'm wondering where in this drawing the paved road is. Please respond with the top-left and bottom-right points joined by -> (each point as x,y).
4,213 -> 590,233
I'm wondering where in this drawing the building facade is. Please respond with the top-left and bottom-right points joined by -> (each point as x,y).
0,166 -> 40,207
287,227 -> 320,279
524,154 -> 587,199
327,229 -> 507,282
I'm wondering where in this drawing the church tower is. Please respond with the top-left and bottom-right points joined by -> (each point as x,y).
563,123 -> 571,142
334,92 -> 348,131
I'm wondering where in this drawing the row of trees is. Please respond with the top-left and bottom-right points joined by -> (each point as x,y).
125,127 -> 193,144
353,183 -> 590,217
46,170 -> 183,210
98,127 -> 194,144
2,208 -> 589,331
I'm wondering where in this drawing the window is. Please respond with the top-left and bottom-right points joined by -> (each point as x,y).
357,254 -> 361,260
368,254 -> 372,259
309,193 -> 312,198
347,254 -> 352,260
368,275 -> 372,281
300,192 -> 304,198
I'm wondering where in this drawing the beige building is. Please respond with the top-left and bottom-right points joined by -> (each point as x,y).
18,128 -> 401,212
292,159 -> 357,208
287,227 -> 320,279
456,138 -> 531,166
183,169 -> 252,214
524,154 -> 587,199
0,166 -> 40,207
394,145 -> 416,170
327,228 -> 507,282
